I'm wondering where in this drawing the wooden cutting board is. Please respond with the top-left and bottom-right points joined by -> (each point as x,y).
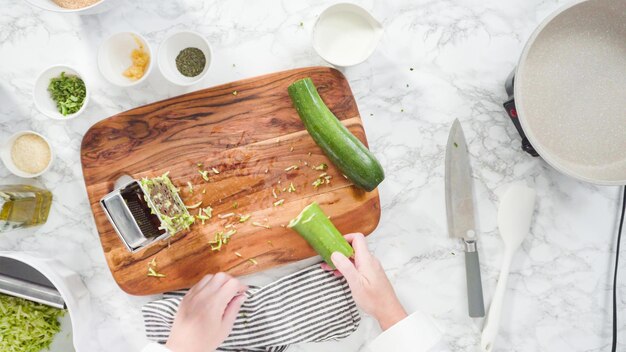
81,67 -> 381,295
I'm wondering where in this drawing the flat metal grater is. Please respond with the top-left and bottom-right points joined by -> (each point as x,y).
0,257 -> 65,309
100,175 -> 191,253
125,189 -> 162,239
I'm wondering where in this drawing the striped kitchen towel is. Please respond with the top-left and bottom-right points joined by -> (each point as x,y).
142,265 -> 361,351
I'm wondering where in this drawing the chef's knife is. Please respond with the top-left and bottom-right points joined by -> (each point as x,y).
445,119 -> 485,318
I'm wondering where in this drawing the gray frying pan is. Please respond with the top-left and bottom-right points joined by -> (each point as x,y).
515,0 -> 626,185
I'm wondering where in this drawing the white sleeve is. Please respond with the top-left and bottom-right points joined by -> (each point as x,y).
141,343 -> 171,352
368,311 -> 448,352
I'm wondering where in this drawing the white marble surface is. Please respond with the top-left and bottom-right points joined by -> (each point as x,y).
0,0 -> 624,351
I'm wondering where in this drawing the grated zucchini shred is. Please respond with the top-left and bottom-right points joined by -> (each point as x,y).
284,165 -> 299,172
252,221 -> 271,229
187,181 -> 193,194
141,173 -> 195,234
0,294 -> 65,352
147,267 -> 166,278
312,173 -> 332,189
314,163 -> 328,171
186,201 -> 202,209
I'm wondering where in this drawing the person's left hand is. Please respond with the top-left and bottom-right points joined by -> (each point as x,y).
166,273 -> 247,352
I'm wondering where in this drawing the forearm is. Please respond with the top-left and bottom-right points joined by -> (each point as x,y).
375,300 -> 408,331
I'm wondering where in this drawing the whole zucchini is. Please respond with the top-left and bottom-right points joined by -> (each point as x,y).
288,202 -> 353,269
288,77 -> 384,191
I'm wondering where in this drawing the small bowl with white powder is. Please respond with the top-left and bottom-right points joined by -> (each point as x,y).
22,0 -> 112,14
0,131 -> 53,178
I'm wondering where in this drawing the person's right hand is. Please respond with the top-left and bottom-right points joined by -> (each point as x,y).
321,233 -> 408,331
166,273 -> 247,352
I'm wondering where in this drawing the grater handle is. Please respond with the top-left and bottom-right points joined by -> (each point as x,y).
101,187 -> 150,251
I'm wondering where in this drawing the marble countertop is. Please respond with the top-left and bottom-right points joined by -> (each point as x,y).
0,0 -> 624,351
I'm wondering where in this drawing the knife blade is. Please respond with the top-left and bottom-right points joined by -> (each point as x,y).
445,119 -> 485,318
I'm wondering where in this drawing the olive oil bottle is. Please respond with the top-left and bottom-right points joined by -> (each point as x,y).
0,185 -> 52,233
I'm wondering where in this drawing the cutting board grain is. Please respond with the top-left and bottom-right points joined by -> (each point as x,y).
81,67 -> 381,295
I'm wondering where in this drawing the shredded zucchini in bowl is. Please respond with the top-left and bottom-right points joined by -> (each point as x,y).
0,294 -> 65,352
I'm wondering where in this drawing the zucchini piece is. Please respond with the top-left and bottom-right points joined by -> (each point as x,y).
288,77 -> 384,191
288,202 -> 354,268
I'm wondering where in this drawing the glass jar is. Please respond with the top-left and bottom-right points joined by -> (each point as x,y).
0,185 -> 52,233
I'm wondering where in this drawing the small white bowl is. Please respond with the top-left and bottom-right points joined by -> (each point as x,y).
98,32 -> 153,87
34,65 -> 89,120
0,131 -> 53,178
22,0 -> 110,14
313,3 -> 383,67
158,31 -> 212,86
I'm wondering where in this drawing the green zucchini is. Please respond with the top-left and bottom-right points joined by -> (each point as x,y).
288,202 -> 354,269
288,77 -> 384,191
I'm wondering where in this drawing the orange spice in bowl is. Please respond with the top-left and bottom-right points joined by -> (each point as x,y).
123,38 -> 150,81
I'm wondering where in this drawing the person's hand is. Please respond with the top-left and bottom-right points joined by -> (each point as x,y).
321,233 -> 407,331
166,273 -> 247,352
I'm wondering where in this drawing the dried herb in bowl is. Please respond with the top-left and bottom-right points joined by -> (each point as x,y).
176,47 -> 206,77
48,71 -> 86,116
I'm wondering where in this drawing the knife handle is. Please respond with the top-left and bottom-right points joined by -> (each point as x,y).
465,241 -> 485,317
